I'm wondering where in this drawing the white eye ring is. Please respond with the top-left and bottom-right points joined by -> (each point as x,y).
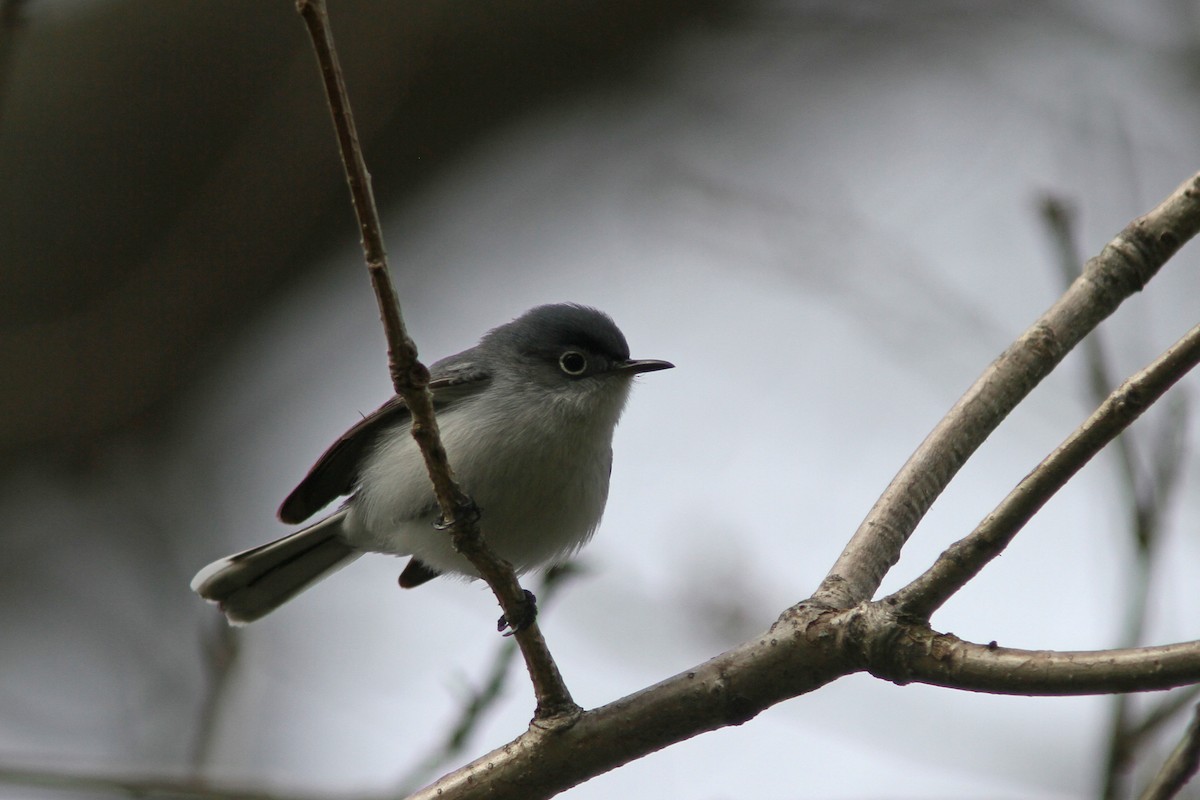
559,351 -> 588,375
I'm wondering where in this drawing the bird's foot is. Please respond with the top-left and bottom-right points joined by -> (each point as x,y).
497,590 -> 538,636
433,497 -> 482,531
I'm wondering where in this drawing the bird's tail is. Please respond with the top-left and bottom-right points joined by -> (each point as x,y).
191,509 -> 361,625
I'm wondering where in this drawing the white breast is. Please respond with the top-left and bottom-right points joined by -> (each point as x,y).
342,375 -> 631,578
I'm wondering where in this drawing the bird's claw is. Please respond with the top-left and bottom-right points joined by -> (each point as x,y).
497,590 -> 538,636
433,498 -> 482,531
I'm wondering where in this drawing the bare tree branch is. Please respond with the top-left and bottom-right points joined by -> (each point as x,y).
294,0 -> 576,718
410,599 -> 1200,800
292,0 -> 466,526
1138,704 -> 1200,800
814,172 -> 1200,610
1042,196 -> 1198,800
395,565 -> 582,794
1041,196 -> 1138,478
869,627 -> 1200,696
407,602 -> 852,800
10,601 -> 1200,800
888,320 -> 1200,618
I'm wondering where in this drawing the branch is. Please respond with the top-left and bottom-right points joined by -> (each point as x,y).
869,626 -> 1200,696
888,320 -> 1200,618
1041,198 -> 1129,418
1138,704 -> 1200,800
11,601 -> 1200,800
1042,196 -> 1152,544
396,566 -> 582,794
294,0 -> 575,718
409,598 -> 1200,799
1043,194 -> 1198,800
407,602 -> 855,800
814,172 -> 1200,610
292,0 -> 453,509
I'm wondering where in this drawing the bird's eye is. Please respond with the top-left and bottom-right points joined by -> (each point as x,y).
558,351 -> 588,375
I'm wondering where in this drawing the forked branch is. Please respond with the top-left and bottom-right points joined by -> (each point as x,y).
889,320 -> 1200,618
815,172 -> 1200,610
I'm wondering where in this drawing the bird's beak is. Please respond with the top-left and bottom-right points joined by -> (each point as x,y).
616,358 -> 675,375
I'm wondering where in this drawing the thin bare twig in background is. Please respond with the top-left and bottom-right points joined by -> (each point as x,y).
187,618 -> 243,772
1138,704 -> 1200,800
1041,196 -> 1196,800
0,764 -> 298,800
188,621 -> 240,771
1133,687 -> 1200,745
294,0 -> 576,718
7,560 -> 562,800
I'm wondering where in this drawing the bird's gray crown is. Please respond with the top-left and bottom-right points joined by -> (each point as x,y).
486,303 -> 631,364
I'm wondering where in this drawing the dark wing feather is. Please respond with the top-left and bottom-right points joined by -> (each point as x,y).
276,365 -> 490,524
398,557 -> 442,588
277,395 -> 411,524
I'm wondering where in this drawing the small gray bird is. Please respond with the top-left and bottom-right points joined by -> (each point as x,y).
191,303 -> 673,624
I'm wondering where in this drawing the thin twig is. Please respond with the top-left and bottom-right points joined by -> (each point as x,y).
1133,686 -> 1200,746
294,0 -> 576,718
814,172 -> 1200,610
1137,704 -> 1200,800
887,320 -> 1200,618
189,621 -> 241,771
396,565 -> 581,794
0,765 -> 302,800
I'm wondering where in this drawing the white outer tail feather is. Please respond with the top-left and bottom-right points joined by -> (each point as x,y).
191,509 -> 361,625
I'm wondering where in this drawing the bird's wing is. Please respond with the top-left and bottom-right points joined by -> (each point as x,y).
276,364 -> 490,524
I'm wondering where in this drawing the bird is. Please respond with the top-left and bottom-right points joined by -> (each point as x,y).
191,303 -> 673,624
